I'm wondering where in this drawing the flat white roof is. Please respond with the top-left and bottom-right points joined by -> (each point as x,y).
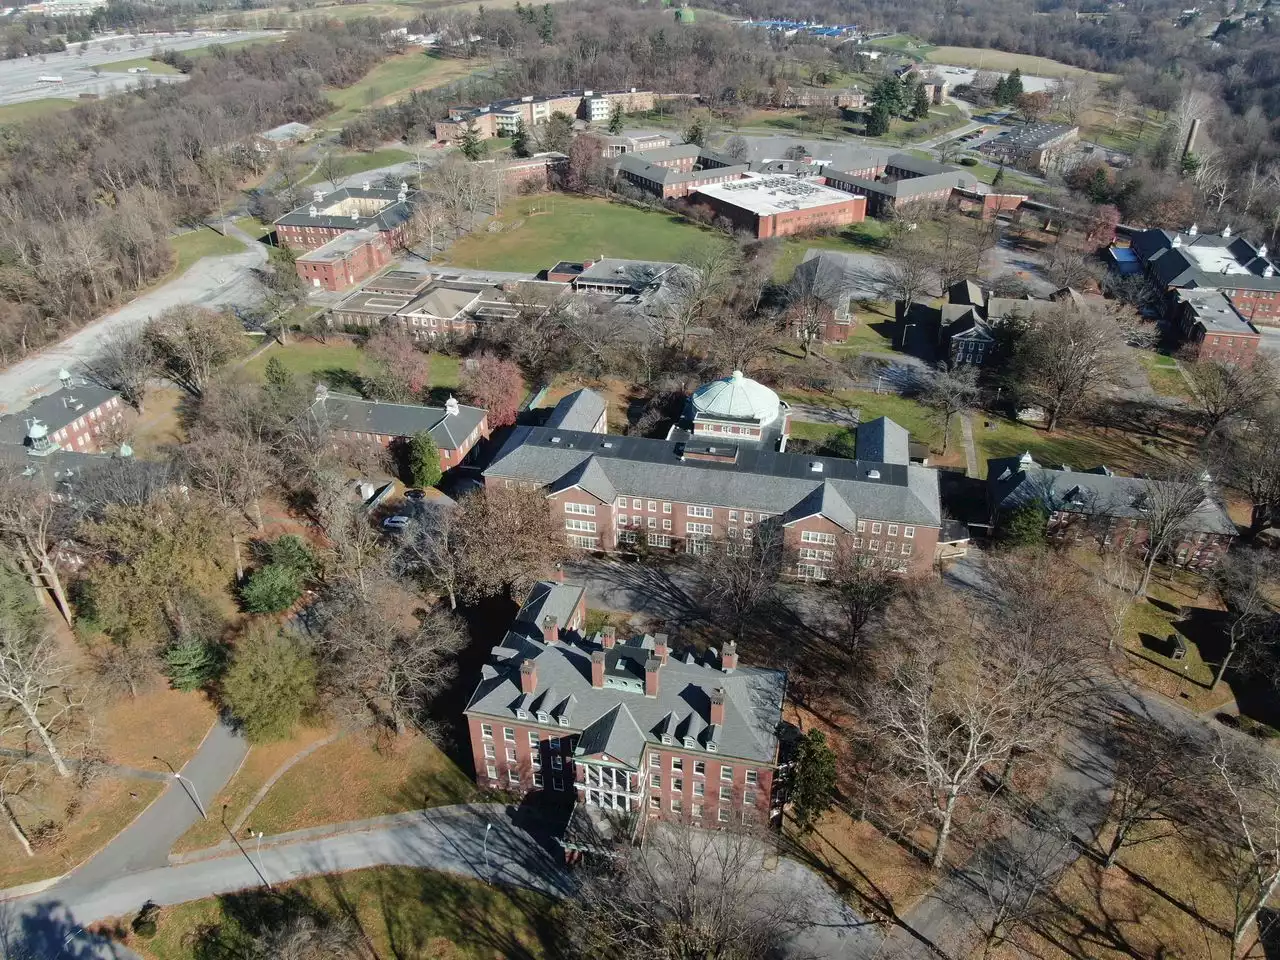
1183,244 -> 1253,275
694,173 -> 855,216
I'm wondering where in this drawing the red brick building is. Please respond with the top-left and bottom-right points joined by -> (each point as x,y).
989,453 -> 1237,571
692,173 -> 867,239
1132,226 -> 1280,327
484,379 -> 942,578
464,580 -> 787,829
295,229 -> 393,292
785,252 -> 855,343
0,381 -> 128,455
436,88 -> 656,142
275,184 -> 417,254
824,153 -> 979,218
613,145 -> 749,200
308,388 -> 490,471
1174,288 -> 1262,362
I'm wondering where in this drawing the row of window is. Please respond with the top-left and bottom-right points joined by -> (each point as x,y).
482,742 -> 565,770
855,521 -> 914,537
650,798 -> 751,822
485,765 -> 565,790
651,755 -> 759,782
650,774 -> 758,804
851,538 -> 913,555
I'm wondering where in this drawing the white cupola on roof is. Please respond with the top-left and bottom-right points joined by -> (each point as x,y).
1188,223 -> 1198,236
1223,224 -> 1233,238
691,370 -> 783,429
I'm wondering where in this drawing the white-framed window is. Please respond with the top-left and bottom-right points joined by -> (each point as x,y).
687,522 -> 713,536
904,526 -> 915,539
728,527 -> 738,539
883,542 -> 895,554
528,731 -> 539,747
633,497 -> 643,509
506,746 -> 517,762
619,531 -> 639,544
650,754 -> 660,768
532,753 -> 542,769
553,776 -> 564,791
647,501 -> 657,512
719,785 -> 732,801
694,761 -> 706,776
720,766 -> 734,782
648,534 -> 672,548
744,790 -> 757,806
870,540 -> 880,551
533,772 -> 544,787
800,531 -> 837,545
647,517 -> 657,529
693,781 -> 705,797
481,723 -> 493,739
503,727 -> 515,742
552,755 -> 563,769
651,773 -> 661,789
688,505 -> 713,518
853,537 -> 864,547
856,520 -> 866,532
745,769 -> 758,785
509,769 -> 520,784
568,535 -> 599,549
888,524 -> 898,536
662,519 -> 672,531
484,743 -> 496,758
729,510 -> 738,522
799,548 -> 834,562
672,757 -> 683,771
617,515 -> 628,527
673,777 -> 684,792
565,518 -> 596,532
692,803 -> 703,818
718,808 -> 730,822
649,796 -> 661,810
663,502 -> 672,513
486,763 -> 498,779
872,522 -> 883,534
565,502 -> 596,515
744,512 -> 753,524
615,497 -> 626,508
902,544 -> 913,556
671,797 -> 682,813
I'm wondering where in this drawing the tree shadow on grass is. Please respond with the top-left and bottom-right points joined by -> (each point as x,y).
317,366 -> 366,395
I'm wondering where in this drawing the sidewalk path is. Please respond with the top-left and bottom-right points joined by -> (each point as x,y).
960,412 -> 979,476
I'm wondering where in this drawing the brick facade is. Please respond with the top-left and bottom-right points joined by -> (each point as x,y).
295,231 -> 393,292
694,189 -> 866,238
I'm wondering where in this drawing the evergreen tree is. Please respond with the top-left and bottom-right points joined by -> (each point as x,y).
266,534 -> 318,579
911,80 -> 931,120
539,2 -> 554,42
264,355 -> 291,392
164,636 -> 224,692
407,431 -> 443,487
607,101 -> 625,135
870,74 -> 904,115
865,100 -> 893,137
240,563 -> 303,614
1006,68 -> 1024,101
992,75 -> 1010,106
684,116 -> 707,147
457,118 -> 484,161
790,729 -> 838,832
221,623 -> 317,744
992,162 -> 1006,188
998,504 -> 1049,546
511,117 -> 531,158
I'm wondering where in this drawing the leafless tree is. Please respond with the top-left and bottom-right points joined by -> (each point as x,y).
1098,552 -> 1141,652
1052,75 -> 1098,125
563,823 -> 817,960
1183,354 -> 1278,441
453,486 -> 571,602
934,209 -> 1000,291
827,545 -> 902,648
1219,406 -> 1280,537
0,755 -> 39,858
723,135 -> 749,162
0,468 -> 74,626
1211,549 -> 1278,690
659,244 -> 743,350
786,254 -> 851,359
876,237 -> 937,326
398,503 -> 466,610
1013,301 -> 1135,431
147,305 -> 247,397
82,325 -> 158,412
707,311 -> 779,374
921,362 -> 978,456
0,616 -> 81,780
1043,244 -> 1101,291
179,429 -> 276,534
86,640 -> 159,701
695,527 -> 783,643
1134,470 -> 1220,595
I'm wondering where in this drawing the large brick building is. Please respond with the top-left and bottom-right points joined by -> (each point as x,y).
979,122 -> 1079,174
1174,288 -> 1261,362
1131,226 -> 1280,327
824,153 -> 979,217
484,377 -> 943,578
692,173 -> 867,239
0,381 -> 127,456
613,145 -> 749,200
464,579 -> 787,828
295,229 -> 393,292
435,88 -> 655,142
308,388 -> 489,471
988,453 -> 1236,570
275,183 -> 417,253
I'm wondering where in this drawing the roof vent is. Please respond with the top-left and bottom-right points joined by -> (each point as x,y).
1260,243 -> 1269,258
313,189 -> 324,202
809,461 -> 823,473
1222,225 -> 1233,238
1188,223 -> 1198,236
550,436 -> 562,444
1172,235 -> 1182,248
866,469 -> 881,479
309,205 -> 318,217
602,441 -> 613,448
361,179 -> 371,191
1267,266 -> 1276,279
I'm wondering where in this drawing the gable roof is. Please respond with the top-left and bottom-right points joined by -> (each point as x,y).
780,481 -> 858,532
0,383 -> 120,444
855,416 -> 910,466
310,393 -> 486,450
545,388 -> 607,432
549,456 -> 617,503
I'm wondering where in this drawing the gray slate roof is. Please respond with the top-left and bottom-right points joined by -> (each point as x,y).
988,454 -> 1237,536
0,383 -> 120,445
856,416 -> 909,466
275,186 -> 416,233
1131,228 -> 1280,292
545,388 -> 607,432
1175,288 -> 1258,335
485,425 -> 942,526
466,582 -> 786,767
310,393 -> 486,450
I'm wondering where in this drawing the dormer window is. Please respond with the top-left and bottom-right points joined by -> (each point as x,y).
537,711 -> 549,724
516,709 -> 528,720
661,734 -> 673,745
558,716 -> 569,727
683,737 -> 696,749
707,741 -> 718,752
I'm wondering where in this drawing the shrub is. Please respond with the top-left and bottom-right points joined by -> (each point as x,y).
220,623 -> 317,743
266,534 -> 318,579
240,563 -> 303,614
959,157 -> 978,166
164,635 -> 225,692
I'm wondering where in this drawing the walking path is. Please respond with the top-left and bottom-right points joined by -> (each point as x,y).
0,748 -> 168,783
960,412 -> 979,476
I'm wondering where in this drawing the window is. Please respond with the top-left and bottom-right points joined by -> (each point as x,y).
508,769 -> 520,784
533,772 -> 544,788
799,548 -> 834,562
527,731 -> 539,747
671,797 -> 682,813
565,518 -> 597,532
672,757 -> 683,772
801,531 -> 837,545
870,540 -> 880,551
569,535 -> 599,549
617,515 -> 628,527
615,497 -> 625,508
633,498 -> 643,509
904,526 -> 915,539
694,761 -> 706,776
673,777 -> 683,792
744,790 -> 757,805
558,716 -> 569,727
503,727 -> 515,742
532,753 -> 542,769
729,510 -> 738,522
663,519 -> 672,531
687,522 -> 713,536
902,544 -> 913,556
486,763 -> 498,779
883,542 -> 895,555
692,803 -> 703,818
728,527 -> 738,539
506,747 -> 517,762
693,781 -> 705,797
720,766 -> 734,782
650,754 -> 660,768
553,776 -> 564,792
647,517 -> 657,529
719,785 -> 732,801
548,736 -> 559,752
552,755 -> 563,769
651,774 -> 661,789
484,743 -> 496,758
856,520 -> 866,533
888,524 -> 898,536
872,522 -> 882,534
663,502 -> 672,513
743,528 -> 752,541
648,534 -> 672,548
649,795 -> 661,810
744,512 -> 753,524
565,502 -> 596,515
688,505 -> 713,518
481,724 -> 493,740
647,501 -> 657,512
745,770 -> 758,785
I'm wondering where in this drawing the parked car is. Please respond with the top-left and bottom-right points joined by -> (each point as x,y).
404,488 -> 427,502
382,515 -> 412,532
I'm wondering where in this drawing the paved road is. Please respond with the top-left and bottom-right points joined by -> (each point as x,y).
0,223 -> 266,411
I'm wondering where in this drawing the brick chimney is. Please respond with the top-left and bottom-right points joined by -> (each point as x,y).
541,616 -> 559,645
554,564 -> 564,582
654,634 -> 669,665
602,626 -> 616,649
644,657 -> 661,698
710,687 -> 725,726
591,651 -> 605,689
520,660 -> 537,695
722,641 -> 738,673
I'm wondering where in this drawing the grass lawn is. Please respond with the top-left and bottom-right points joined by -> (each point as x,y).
867,34 -> 936,56
0,98 -> 77,127
169,226 -> 244,275
96,686 -> 217,770
124,866 -> 558,959
94,55 -> 181,74
924,45 -> 1110,80
965,160 -> 1041,193
782,388 -> 960,457
0,777 -> 164,889
884,104 -> 968,145
129,384 -> 186,457
773,221 -> 895,281
442,195 -> 729,273
301,147 -> 415,187
971,415 -> 1172,480
1076,104 -> 1166,154
1137,350 -> 1192,401
243,340 -> 460,391
243,731 -> 477,836
231,215 -> 275,242
323,52 -> 494,124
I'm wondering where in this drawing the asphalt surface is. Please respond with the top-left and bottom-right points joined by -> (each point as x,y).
0,222 -> 266,411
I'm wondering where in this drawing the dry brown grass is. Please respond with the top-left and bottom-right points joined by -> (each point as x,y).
129,384 -> 185,456
96,687 -> 218,771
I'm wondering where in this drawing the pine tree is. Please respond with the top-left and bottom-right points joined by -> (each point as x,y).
607,101 -> 624,135
684,117 -> 707,147
871,74 -> 903,116
407,431 -> 443,487
911,81 -> 931,120
264,355 -> 291,392
998,504 -> 1048,546
992,163 -> 1006,188
539,2 -> 554,42
790,729 -> 838,832
865,101 -> 893,137
457,118 -> 484,161
992,75 -> 1009,105
164,636 -> 224,692
512,117 -> 531,158
1006,68 -> 1024,101
240,563 -> 303,614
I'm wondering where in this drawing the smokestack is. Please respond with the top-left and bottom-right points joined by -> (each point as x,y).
654,634 -> 669,665
710,687 -> 725,726
591,651 -> 605,688
644,657 -> 661,697
1183,117 -> 1202,161
721,641 -> 738,673
520,660 -> 537,695
541,616 -> 559,645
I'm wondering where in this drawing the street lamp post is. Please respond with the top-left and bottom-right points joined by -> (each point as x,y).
221,805 -> 272,891
483,822 -> 493,886
154,755 -> 207,820
253,829 -> 272,891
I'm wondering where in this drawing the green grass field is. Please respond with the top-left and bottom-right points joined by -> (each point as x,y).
925,45 -> 1110,80
169,227 -> 244,274
1137,350 -> 1192,401
301,147 -> 415,186
781,389 -> 959,454
442,195 -> 730,272
867,34 -> 936,56
971,415 -> 1172,479
94,55 -> 181,74
0,98 -> 77,127
232,215 -> 275,242
243,340 -> 461,391
323,52 -> 494,124
133,866 -> 556,960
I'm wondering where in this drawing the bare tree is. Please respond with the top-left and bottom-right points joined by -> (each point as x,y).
147,305 -> 247,397
656,245 -> 744,350
695,527 -> 783,643
251,913 -> 370,960
921,363 -> 978,456
876,238 -> 937,328
786,254 -> 851,359
1183,354 -> 1278,441
563,823 -> 816,960
398,503 -> 466,610
827,545 -> 901,647
453,486 -> 570,602
1134,471 -> 1220,595
0,617 -> 80,779
1211,549 -> 1278,690
0,468 -> 74,626
83,325 -> 157,412
723,134 -> 749,162
707,311 -> 779,374
1219,407 -> 1280,537
1098,551 -> 1141,652
1013,301 -> 1135,431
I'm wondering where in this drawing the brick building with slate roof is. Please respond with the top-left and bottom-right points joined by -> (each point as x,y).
1131,225 -> 1280,326
275,183 -> 417,253
484,376 -> 942,578
308,388 -> 489,471
464,579 -> 787,832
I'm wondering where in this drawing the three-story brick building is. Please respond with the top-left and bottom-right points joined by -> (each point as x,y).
464,580 -> 787,828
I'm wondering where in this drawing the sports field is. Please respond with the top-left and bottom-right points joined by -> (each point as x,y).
0,98 -> 77,126
324,52 -> 494,124
926,45 -> 1108,80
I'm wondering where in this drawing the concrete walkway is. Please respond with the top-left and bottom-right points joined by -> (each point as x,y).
960,412 -> 979,476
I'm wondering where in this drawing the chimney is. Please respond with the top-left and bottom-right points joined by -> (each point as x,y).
361,179 -> 371,190
520,660 -> 537,695
710,687 -> 725,726
553,564 -> 564,582
654,634 -> 669,665
644,657 -> 661,698
721,640 -> 738,673
591,651 -> 605,688
542,616 -> 559,645
602,626 -> 616,649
